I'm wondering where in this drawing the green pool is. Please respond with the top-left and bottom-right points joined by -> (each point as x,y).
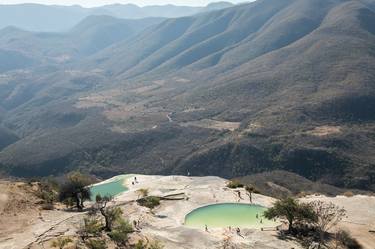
185,203 -> 276,228
90,175 -> 131,200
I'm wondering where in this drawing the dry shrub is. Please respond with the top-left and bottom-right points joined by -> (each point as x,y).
226,180 -> 244,189
343,191 -> 354,197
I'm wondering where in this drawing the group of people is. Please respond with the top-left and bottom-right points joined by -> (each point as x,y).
204,213 -> 266,237
205,225 -> 244,238
256,213 -> 263,224
131,176 -> 138,185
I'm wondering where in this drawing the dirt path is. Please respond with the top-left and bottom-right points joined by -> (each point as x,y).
166,112 -> 173,122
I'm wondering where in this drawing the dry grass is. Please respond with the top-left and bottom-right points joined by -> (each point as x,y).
343,191 -> 354,197
180,119 -> 240,131
306,126 -> 342,137
0,181 -> 41,237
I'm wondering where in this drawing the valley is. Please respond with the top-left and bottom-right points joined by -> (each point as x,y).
0,0 -> 375,192
1,0 -> 375,248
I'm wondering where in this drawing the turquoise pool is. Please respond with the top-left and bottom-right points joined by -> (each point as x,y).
185,203 -> 276,228
90,175 -> 131,200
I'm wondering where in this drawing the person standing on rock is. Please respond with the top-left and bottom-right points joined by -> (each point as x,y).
236,227 -> 244,238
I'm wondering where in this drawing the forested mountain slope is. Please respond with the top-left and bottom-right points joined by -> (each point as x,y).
0,0 -> 374,191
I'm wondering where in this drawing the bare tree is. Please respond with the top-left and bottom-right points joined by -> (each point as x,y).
310,201 -> 346,246
245,185 -> 255,203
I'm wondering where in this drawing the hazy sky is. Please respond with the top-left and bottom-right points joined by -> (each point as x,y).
0,0 -> 249,7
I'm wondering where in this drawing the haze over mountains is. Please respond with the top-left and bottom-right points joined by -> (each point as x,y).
0,15 -> 165,69
0,0 -> 375,192
0,1 -> 234,31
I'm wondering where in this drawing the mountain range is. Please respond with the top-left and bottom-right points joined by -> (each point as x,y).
0,0 -> 375,191
0,2 -> 234,32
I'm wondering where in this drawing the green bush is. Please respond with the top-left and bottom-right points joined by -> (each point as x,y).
245,184 -> 260,194
58,172 -> 93,210
137,196 -> 160,209
336,230 -> 362,249
79,217 -> 102,238
134,240 -> 165,249
62,197 -> 75,208
134,240 -> 147,249
226,180 -> 244,189
264,197 -> 317,232
149,240 -> 165,249
108,219 -> 133,246
85,239 -> 107,249
100,206 -> 122,231
51,237 -> 73,249
36,180 -> 59,208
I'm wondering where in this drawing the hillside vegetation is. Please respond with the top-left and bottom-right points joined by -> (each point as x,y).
0,0 -> 374,191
